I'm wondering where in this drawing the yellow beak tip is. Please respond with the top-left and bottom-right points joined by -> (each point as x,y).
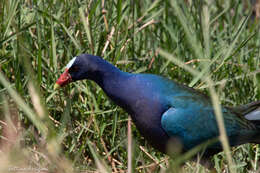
54,83 -> 61,90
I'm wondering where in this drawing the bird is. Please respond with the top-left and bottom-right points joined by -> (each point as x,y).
54,53 -> 260,158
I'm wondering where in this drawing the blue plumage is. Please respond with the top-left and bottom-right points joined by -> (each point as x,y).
55,54 -> 260,156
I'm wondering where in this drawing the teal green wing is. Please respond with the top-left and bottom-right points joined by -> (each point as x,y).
161,96 -> 258,150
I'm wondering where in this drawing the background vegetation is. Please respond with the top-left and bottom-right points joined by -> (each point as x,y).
0,0 -> 259,172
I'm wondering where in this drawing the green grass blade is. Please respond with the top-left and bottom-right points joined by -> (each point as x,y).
0,72 -> 48,136
79,7 -> 94,53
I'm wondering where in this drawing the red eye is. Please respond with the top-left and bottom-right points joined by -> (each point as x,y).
69,66 -> 79,73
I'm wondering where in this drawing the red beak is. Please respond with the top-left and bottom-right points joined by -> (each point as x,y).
54,68 -> 72,89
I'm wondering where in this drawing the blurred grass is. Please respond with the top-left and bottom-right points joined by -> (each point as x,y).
0,0 -> 260,172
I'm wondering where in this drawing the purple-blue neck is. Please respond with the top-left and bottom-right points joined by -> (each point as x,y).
85,56 -> 132,108
86,56 -> 128,85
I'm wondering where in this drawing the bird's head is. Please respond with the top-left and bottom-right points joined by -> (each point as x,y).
54,54 -> 97,89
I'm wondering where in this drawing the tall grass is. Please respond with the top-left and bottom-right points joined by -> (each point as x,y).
0,0 -> 259,172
